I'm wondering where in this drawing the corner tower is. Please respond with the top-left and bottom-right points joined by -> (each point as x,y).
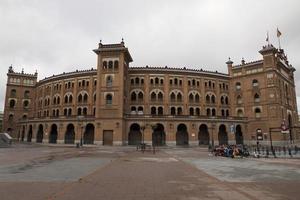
93,40 -> 133,145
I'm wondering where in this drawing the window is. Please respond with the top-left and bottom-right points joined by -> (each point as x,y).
131,93 -> 137,101
9,99 -> 16,108
189,94 -> 193,102
78,94 -> 82,103
170,93 -> 176,101
135,77 -> 140,84
157,92 -> 163,101
189,107 -> 194,116
106,94 -> 112,105
114,60 -> 119,69
211,95 -> 215,104
177,107 -> 183,115
106,76 -> 113,87
252,79 -> 259,87
237,95 -> 242,104
254,93 -> 260,103
151,107 -> 156,115
10,89 -> 16,97
212,108 -> 216,116
23,100 -> 29,108
108,61 -> 113,69
77,107 -> 82,115
236,82 -> 241,90
206,95 -> 210,103
171,107 -> 176,115
138,92 -> 143,101
103,61 -> 107,68
83,94 -> 88,102
237,109 -> 243,117
151,92 -> 156,101
206,108 -> 211,116
195,94 -> 200,102
83,107 -> 87,115
255,108 -> 261,118
24,90 -> 30,98
177,93 -> 182,102
195,108 -> 200,116
158,107 -> 163,115
155,77 -> 159,84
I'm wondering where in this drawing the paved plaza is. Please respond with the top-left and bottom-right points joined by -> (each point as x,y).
0,143 -> 300,200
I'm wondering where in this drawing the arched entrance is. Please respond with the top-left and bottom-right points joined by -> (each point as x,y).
152,123 -> 166,146
176,124 -> 189,145
128,123 -> 142,145
27,125 -> 33,142
65,124 -> 75,144
36,124 -> 43,143
49,124 -> 58,144
199,124 -> 209,145
218,124 -> 228,145
84,123 -> 94,144
235,125 -> 243,145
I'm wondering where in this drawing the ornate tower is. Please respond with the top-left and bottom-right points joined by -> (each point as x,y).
93,40 -> 133,145
3,66 -> 37,139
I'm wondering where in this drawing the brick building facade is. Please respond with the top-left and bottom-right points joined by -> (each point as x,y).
2,41 -> 299,146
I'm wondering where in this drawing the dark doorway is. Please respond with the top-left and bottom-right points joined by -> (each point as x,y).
21,126 -> 25,141
128,123 -> 142,145
176,124 -> 189,145
49,124 -> 58,144
65,124 -> 75,144
218,124 -> 228,145
152,123 -> 166,146
27,125 -> 33,142
235,125 -> 243,145
288,114 -> 293,143
84,124 -> 95,144
103,130 -> 113,145
36,124 -> 43,143
199,124 -> 209,145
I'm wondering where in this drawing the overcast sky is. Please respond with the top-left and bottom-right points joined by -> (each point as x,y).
0,0 -> 300,111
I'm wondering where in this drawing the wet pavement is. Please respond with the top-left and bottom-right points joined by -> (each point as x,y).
0,143 -> 299,200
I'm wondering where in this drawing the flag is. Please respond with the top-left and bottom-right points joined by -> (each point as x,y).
277,28 -> 282,37
266,32 -> 269,42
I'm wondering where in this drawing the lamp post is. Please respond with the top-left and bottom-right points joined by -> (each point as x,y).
211,122 -> 216,151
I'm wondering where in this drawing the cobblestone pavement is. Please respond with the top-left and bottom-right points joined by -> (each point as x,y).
0,143 -> 299,200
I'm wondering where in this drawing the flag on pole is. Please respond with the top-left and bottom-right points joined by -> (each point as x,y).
266,31 -> 269,43
277,28 -> 282,37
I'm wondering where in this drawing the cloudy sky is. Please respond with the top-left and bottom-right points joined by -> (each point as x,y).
0,0 -> 300,111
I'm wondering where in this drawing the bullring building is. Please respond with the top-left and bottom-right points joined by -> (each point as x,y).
2,40 -> 299,146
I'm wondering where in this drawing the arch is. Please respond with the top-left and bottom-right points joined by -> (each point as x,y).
254,93 -> 260,102
151,92 -> 156,101
170,92 -> 176,101
114,60 -> 119,68
152,123 -> 166,146
158,107 -> 163,115
84,123 -> 95,144
83,93 -> 88,102
177,107 -> 183,115
138,92 -> 143,101
195,107 -> 200,116
171,107 -> 176,115
255,107 -> 261,118
27,125 -> 33,142
218,124 -> 228,145
189,107 -> 194,115
177,93 -> 182,102
195,93 -> 200,102
237,109 -> 243,117
157,92 -> 163,101
36,124 -> 43,143
103,61 -> 107,68
49,124 -> 58,144
151,107 -> 156,115
237,95 -> 242,104
65,124 -> 75,144
235,125 -> 243,144
78,94 -> 83,102
252,79 -> 259,87
106,75 -> 113,87
131,92 -> 137,101
108,61 -> 113,69
9,99 -> 16,108
206,95 -> 210,103
24,90 -> 30,98
176,124 -> 189,145
128,123 -> 142,145
198,124 -> 209,145
236,82 -> 241,90
211,95 -> 216,103
189,93 -> 194,102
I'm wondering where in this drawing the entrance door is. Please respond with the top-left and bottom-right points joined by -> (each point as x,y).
103,130 -> 113,145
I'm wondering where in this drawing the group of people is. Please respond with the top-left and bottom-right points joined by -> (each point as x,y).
213,144 -> 250,158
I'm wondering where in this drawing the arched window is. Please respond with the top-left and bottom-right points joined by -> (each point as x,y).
108,61 -> 113,69
78,94 -> 82,103
158,107 -> 163,115
151,92 -> 156,101
160,79 -> 163,84
8,114 -> 14,121
254,93 -> 260,103
106,94 -> 112,105
212,108 -> 216,116
177,93 -> 182,102
206,95 -> 210,103
103,61 -> 107,68
64,108 -> 68,116
65,96 -> 68,103
131,92 -> 137,101
135,77 -> 140,84
77,107 -> 82,115
53,97 -> 57,105
211,95 -> 215,104
83,93 -> 88,102
237,109 -> 243,117
114,60 -> 119,69
93,94 -> 96,102
9,99 -> 16,108
225,96 -> 228,105
189,94 -> 194,102
221,109 -> 225,116
106,76 -> 112,87
206,108 -> 211,116
220,96 -> 224,104
177,107 -> 183,115
138,106 -> 143,111
192,79 -> 195,86
69,95 -> 73,103
151,107 -> 156,115
155,77 -> 159,84
57,97 -> 60,104
138,92 -> 143,101
171,107 -> 176,115
56,109 -> 59,117
23,100 -> 29,108
83,107 -> 87,115
131,79 -> 134,85
195,94 -> 200,102
195,108 -> 200,116
226,110 -> 229,117
68,108 -> 72,116
150,79 -> 154,84
24,90 -> 30,98
174,78 -> 178,85
236,82 -> 241,90
170,93 -> 176,102
255,108 -> 261,118
157,92 -> 163,101
252,79 -> 259,87
189,107 -> 194,116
